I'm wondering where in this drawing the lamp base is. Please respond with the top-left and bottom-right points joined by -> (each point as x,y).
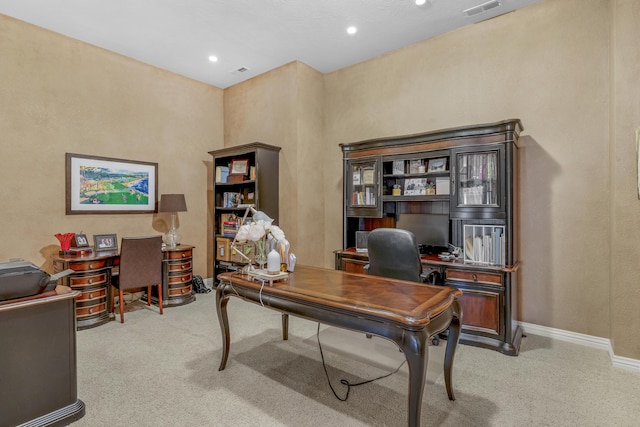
164,213 -> 180,248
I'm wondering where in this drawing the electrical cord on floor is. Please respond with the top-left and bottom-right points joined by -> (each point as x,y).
316,323 -> 406,402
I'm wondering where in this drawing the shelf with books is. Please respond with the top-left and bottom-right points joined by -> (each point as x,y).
209,142 -> 280,285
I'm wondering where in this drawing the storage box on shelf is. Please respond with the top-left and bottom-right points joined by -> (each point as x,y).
336,119 -> 523,355
209,142 -> 280,285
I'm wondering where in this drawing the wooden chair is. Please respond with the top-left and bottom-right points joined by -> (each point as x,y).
111,235 -> 163,323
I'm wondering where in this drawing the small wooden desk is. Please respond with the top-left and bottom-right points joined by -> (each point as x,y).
53,244 -> 196,329
216,265 -> 462,427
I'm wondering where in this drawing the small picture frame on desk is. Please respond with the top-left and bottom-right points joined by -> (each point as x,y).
93,234 -> 118,251
72,233 -> 89,248
230,159 -> 249,175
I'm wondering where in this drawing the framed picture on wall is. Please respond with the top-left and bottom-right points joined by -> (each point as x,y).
66,153 -> 158,214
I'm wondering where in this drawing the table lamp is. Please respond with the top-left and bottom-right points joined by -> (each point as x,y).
159,194 -> 187,248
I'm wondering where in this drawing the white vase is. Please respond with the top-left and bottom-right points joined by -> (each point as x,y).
267,249 -> 281,274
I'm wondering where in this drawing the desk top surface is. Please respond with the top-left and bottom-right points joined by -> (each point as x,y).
218,265 -> 461,328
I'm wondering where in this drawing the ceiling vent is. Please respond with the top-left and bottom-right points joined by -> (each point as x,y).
230,66 -> 250,74
463,0 -> 502,17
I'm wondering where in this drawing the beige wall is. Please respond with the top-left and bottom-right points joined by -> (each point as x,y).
3,0 -> 640,359
224,61 -> 325,267
320,0 -> 639,358
610,0 -> 640,357
0,15 -> 224,278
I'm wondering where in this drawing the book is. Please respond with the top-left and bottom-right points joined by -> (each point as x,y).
215,166 -> 229,183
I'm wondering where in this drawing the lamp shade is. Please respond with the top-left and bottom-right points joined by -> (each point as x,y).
159,194 -> 187,213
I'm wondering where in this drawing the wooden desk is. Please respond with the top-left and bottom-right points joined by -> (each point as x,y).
53,244 -> 196,329
216,265 -> 462,427
335,248 -> 522,355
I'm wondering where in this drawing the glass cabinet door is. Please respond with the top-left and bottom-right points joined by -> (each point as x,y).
346,159 -> 381,217
451,146 -> 505,218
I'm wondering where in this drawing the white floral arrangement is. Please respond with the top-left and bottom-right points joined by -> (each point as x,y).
234,218 -> 291,270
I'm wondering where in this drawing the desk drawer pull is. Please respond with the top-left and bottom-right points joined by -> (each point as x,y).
472,274 -> 478,282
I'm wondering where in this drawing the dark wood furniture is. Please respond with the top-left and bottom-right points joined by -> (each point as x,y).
209,142 -> 281,284
338,119 -> 523,355
0,288 -> 85,426
111,236 -> 164,323
53,250 -> 118,329
162,244 -> 196,306
53,244 -> 196,328
216,265 -> 462,427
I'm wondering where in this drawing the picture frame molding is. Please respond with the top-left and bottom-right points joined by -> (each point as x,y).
65,153 -> 158,215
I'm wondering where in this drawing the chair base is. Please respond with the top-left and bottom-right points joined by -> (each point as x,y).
111,284 -> 163,323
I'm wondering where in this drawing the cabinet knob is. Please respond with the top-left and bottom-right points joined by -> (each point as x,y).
89,293 -> 93,299
181,265 -> 186,270
89,279 -> 93,284
472,274 -> 478,281
181,253 -> 186,258
89,308 -> 93,314
89,264 -> 93,269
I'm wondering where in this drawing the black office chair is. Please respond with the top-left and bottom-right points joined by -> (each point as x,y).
366,228 -> 440,345
111,235 -> 163,323
366,228 -> 423,282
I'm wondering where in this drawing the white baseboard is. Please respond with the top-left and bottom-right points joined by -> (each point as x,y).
519,321 -> 640,372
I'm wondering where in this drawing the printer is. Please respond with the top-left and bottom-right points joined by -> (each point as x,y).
0,259 -> 71,302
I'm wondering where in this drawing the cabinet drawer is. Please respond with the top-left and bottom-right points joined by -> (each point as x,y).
456,288 -> 502,336
69,272 -> 108,287
76,302 -> 107,318
168,272 -> 192,285
167,260 -> 191,272
69,259 -> 108,271
340,258 -> 368,275
445,269 -> 502,286
168,284 -> 192,296
76,287 -> 107,302
166,250 -> 192,260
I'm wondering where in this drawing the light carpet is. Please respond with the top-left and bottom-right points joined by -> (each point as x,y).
71,292 -> 640,426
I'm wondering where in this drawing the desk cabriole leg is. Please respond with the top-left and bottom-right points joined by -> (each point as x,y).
398,329 -> 428,427
216,284 -> 231,371
444,299 -> 462,401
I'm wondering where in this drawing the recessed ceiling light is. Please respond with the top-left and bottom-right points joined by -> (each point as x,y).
347,26 -> 357,35
415,0 -> 427,5
208,55 -> 218,63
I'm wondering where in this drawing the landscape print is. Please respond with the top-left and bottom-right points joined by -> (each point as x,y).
66,153 -> 157,214
79,166 -> 149,205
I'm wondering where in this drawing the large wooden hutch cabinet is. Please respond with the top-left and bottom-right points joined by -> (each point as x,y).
335,119 -> 523,355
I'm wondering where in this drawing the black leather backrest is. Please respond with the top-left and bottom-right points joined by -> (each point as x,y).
118,236 -> 163,290
366,228 -> 422,282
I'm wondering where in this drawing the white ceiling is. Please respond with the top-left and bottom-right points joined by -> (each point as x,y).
0,0 -> 541,89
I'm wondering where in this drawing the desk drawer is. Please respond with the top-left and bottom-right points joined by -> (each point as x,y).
168,272 -> 192,285
69,259 -> 108,271
69,271 -> 108,287
167,260 -> 191,272
168,284 -> 192,297
76,301 -> 107,318
76,287 -> 107,303
445,269 -> 502,286
166,250 -> 192,260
